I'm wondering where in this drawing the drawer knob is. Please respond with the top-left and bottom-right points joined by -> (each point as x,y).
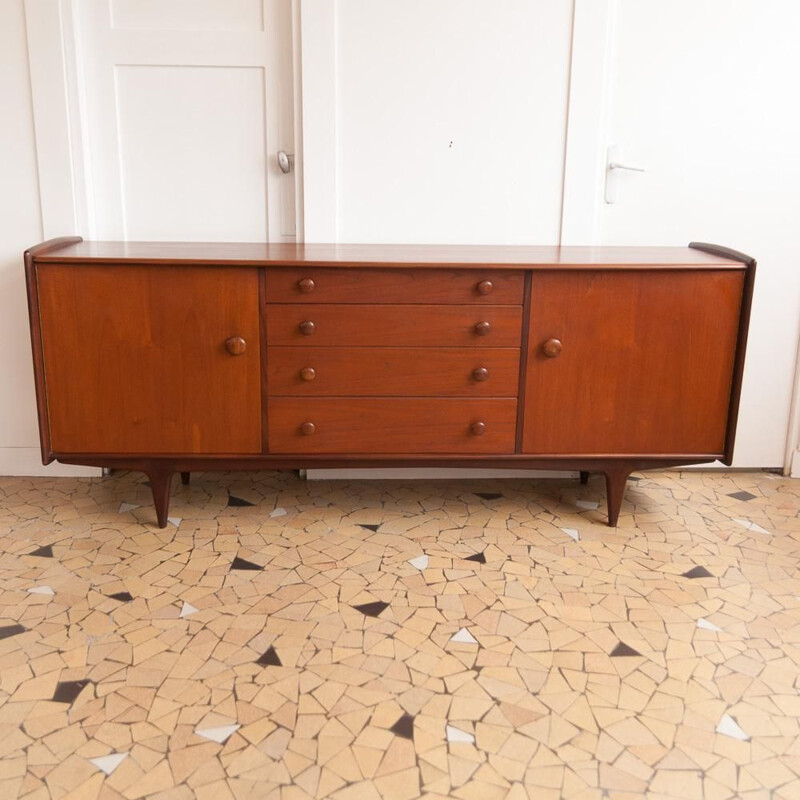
543,338 -> 563,358
476,280 -> 493,295
471,421 -> 486,436
298,278 -> 315,293
300,421 -> 316,435
472,367 -> 489,382
299,320 -> 316,335
474,321 -> 491,336
225,336 -> 246,356
300,367 -> 316,381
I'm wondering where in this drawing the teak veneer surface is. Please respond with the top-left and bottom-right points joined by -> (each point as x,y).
268,398 -> 518,454
265,304 -> 523,347
25,237 -> 755,528
37,265 -> 262,454
523,270 -> 745,455
267,346 -> 521,397
35,240 -> 744,268
264,267 -> 524,304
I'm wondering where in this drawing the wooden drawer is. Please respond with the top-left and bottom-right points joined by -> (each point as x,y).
266,304 -> 523,347
264,267 -> 524,304
267,347 -> 519,396
268,398 -> 517,453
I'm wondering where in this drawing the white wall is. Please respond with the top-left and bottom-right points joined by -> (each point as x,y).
0,1 -> 92,476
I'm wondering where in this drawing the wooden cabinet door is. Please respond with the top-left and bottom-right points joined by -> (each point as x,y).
37,265 -> 261,454
522,270 -> 744,455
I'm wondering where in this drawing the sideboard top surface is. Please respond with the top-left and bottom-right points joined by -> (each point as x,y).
30,240 -> 746,269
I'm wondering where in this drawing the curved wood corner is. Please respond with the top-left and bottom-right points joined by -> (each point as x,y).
24,236 -> 84,266
688,241 -> 756,268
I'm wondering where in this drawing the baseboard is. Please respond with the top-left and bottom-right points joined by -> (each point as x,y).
0,448 -> 101,477
791,450 -> 800,478
306,468 -> 579,480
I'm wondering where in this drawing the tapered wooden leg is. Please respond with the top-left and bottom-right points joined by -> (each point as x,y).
603,466 -> 630,527
146,468 -> 174,528
180,472 -> 190,485
579,471 -> 589,485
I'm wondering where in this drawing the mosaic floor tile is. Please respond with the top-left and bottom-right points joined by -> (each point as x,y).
0,467 -> 799,798
89,752 -> 128,775
683,566 -> 714,579
389,714 -> 415,740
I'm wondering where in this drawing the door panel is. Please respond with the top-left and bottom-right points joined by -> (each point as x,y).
75,0 -> 295,242
523,270 -> 744,455
38,265 -> 261,454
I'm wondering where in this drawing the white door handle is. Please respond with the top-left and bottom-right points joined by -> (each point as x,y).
605,146 -> 645,203
608,161 -> 645,172
277,151 -> 294,174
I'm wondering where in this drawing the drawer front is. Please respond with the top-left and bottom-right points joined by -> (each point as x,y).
266,304 -> 523,347
267,347 -> 519,397
264,268 -> 524,304
268,398 -> 517,453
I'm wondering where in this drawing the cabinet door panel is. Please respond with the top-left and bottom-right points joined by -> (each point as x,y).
38,265 -> 261,454
523,270 -> 744,455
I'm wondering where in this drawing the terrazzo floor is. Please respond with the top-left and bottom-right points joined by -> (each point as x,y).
1,468 -> 800,800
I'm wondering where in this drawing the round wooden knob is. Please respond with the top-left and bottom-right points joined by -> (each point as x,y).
476,280 -> 493,296
298,278 -> 315,293
472,367 -> 489,382
471,421 -> 486,436
299,320 -> 316,335
542,338 -> 562,358
474,321 -> 491,336
300,367 -> 316,381
225,336 -> 246,355
300,422 -> 316,435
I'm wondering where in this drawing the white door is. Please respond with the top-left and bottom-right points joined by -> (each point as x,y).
567,0 -> 800,468
302,0 -> 575,245
74,0 -> 296,242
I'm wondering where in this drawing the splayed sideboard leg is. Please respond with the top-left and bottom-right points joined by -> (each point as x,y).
603,466 -> 630,527
146,468 -> 174,528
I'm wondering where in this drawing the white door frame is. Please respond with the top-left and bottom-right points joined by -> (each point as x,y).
24,0 -> 92,239
785,347 -> 800,476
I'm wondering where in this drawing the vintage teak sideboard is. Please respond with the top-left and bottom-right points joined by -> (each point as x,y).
24,238 -> 755,528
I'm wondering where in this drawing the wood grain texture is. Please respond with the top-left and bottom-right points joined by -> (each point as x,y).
522,270 -> 744,455
37,265 -> 261,454
268,398 -> 518,454
723,260 -> 757,463
264,268 -> 525,304
35,240 -> 745,268
267,347 -> 520,397
24,237 -> 84,463
265,304 -> 523,347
